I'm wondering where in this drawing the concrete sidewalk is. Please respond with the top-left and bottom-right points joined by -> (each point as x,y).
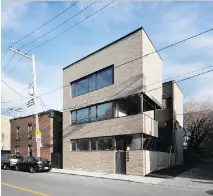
159,164 -> 213,191
51,165 -> 213,191
51,168 -> 164,185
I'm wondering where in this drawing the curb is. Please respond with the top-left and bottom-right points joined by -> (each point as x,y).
50,171 -> 161,185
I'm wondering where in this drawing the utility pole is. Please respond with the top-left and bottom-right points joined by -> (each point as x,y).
8,46 -> 41,157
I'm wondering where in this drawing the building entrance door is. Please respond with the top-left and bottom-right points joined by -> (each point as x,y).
115,135 -> 132,175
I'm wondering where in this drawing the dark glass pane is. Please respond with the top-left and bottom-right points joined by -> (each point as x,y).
77,108 -> 89,123
76,140 -> 89,151
97,102 -> 113,120
77,78 -> 89,96
97,68 -> 113,89
28,125 -> 32,137
72,82 -> 77,97
98,137 -> 114,150
72,141 -> 76,151
71,111 -> 77,125
89,74 -> 97,91
90,106 -> 97,122
91,139 -> 97,150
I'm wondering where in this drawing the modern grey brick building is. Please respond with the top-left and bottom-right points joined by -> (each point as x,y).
62,27 -> 183,176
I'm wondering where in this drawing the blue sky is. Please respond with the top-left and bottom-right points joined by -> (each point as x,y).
1,1 -> 213,117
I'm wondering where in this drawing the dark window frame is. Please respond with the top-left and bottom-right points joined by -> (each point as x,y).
16,126 -> 20,140
28,124 -> 33,139
71,136 -> 115,152
71,65 -> 114,98
71,101 -> 114,125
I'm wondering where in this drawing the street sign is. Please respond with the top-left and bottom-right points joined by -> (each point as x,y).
35,129 -> 41,136
36,136 -> 41,143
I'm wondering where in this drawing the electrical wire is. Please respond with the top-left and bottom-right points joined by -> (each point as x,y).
3,70 -> 213,117
3,56 -> 25,79
42,68 -> 213,112
11,1 -> 79,46
1,48 -> 9,60
34,27 -> 213,97
143,28 -> 213,58
1,53 -> 16,73
19,1 -> 97,50
2,26 -> 212,104
1,79 -> 23,97
26,1 -> 114,53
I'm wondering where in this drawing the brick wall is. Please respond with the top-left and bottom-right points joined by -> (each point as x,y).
126,150 -> 143,176
10,112 -> 53,158
63,151 -> 115,173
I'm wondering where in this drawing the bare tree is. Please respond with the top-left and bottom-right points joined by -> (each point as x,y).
184,101 -> 213,153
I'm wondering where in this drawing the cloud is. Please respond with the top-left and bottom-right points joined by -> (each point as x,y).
1,2 -> 28,32
1,62 -> 63,117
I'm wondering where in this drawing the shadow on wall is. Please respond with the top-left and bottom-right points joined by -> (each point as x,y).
63,73 -> 144,140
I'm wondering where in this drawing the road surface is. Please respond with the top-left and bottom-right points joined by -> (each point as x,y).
1,170 -> 211,196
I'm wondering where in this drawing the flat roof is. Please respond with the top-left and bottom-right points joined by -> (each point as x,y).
163,80 -> 183,93
63,27 -> 162,70
10,109 -> 62,121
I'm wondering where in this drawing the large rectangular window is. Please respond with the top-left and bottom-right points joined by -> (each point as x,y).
77,108 -> 89,123
97,68 -> 113,89
98,137 -> 114,150
76,140 -> 89,151
71,137 -> 114,151
97,102 -> 113,120
71,65 -> 113,97
71,101 -> 114,125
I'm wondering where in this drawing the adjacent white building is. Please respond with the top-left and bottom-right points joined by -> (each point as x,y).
1,116 -> 11,151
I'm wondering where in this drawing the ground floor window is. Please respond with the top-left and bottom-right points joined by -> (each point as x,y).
71,136 -> 115,151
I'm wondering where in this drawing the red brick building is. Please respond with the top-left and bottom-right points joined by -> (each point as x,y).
10,110 -> 62,163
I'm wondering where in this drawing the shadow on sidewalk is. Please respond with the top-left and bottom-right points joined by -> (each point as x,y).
206,190 -> 213,195
146,165 -> 194,179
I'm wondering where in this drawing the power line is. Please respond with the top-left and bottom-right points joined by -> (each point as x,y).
147,69 -> 213,94
11,1 -> 79,46
27,1 -> 114,53
143,28 -> 213,58
2,27 -> 212,103
1,79 -> 23,97
2,68 -> 213,114
19,2 -> 97,50
41,68 -> 213,113
147,65 -> 213,88
1,48 -> 9,60
3,56 -> 25,79
1,53 -> 16,73
36,27 -> 213,97
55,68 -> 213,112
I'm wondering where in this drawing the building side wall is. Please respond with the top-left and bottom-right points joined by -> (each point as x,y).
175,125 -> 184,165
126,150 -> 143,175
1,117 -> 11,151
63,30 -> 143,132
63,151 -> 115,173
173,82 -> 183,127
142,30 -> 162,107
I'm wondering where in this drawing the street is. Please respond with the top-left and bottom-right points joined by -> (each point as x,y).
1,170 -> 212,196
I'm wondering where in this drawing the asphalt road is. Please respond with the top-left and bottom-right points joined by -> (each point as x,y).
1,170 -> 211,196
